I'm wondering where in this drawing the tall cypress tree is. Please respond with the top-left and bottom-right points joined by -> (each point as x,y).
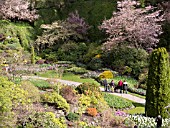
145,47 -> 170,118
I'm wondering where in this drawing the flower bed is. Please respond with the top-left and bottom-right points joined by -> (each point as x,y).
128,87 -> 146,96
127,115 -> 170,128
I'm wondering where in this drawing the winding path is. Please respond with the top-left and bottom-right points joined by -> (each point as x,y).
22,76 -> 145,105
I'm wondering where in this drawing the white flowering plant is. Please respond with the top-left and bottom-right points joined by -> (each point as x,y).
127,115 -> 170,128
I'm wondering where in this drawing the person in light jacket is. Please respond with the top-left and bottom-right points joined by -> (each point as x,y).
123,80 -> 128,94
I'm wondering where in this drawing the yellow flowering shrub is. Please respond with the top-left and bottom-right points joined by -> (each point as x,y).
99,70 -> 113,79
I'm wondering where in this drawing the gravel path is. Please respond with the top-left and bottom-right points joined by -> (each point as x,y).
22,75 -> 145,105
22,76 -> 81,86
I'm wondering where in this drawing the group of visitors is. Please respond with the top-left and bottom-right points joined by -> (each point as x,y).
103,79 -> 128,93
103,79 -> 163,128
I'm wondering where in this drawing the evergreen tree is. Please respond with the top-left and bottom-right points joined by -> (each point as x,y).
31,45 -> 35,64
145,47 -> 170,118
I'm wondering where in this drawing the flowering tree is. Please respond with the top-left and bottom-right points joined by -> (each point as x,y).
35,11 -> 90,49
66,10 -> 90,35
99,0 -> 164,50
0,0 -> 39,22
160,1 -> 170,22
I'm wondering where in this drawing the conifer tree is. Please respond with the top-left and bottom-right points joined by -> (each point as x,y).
31,45 -> 35,64
145,47 -> 170,118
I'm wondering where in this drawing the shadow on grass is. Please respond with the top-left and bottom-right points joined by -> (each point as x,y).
132,102 -> 145,107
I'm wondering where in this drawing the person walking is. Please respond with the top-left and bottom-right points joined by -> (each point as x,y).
103,78 -> 109,92
155,115 -> 162,128
118,80 -> 123,93
123,80 -> 128,94
109,80 -> 115,92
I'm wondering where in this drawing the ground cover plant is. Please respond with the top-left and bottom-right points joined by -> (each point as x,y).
29,79 -> 52,90
103,93 -> 133,109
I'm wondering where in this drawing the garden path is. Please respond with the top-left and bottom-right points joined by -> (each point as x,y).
22,76 -> 145,105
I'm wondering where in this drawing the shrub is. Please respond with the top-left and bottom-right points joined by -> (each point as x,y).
100,108 -> 114,128
86,108 -> 97,117
41,92 -> 70,113
87,57 -> 103,70
75,82 -> 100,95
36,59 -> 45,64
78,94 -> 91,114
128,86 -> 146,96
83,43 -> 102,64
21,112 -> 67,128
56,42 -> 88,62
0,77 -> 29,127
138,72 -> 148,89
20,81 -> 40,103
95,96 -> 110,113
101,46 -> 148,78
66,66 -> 88,74
81,71 -> 100,79
60,86 -> 77,104
76,83 -> 109,113
121,66 -> 132,76
110,116 -> 126,127
138,84 -> 147,90
66,112 -> 79,121
31,46 -> 35,64
99,70 -> 113,79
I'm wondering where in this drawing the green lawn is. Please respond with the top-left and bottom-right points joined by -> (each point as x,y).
35,71 -> 99,85
62,72 -> 99,85
35,70 -> 59,78
123,101 -> 145,114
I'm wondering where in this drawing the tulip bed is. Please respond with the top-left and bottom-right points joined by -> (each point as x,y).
127,115 -> 170,128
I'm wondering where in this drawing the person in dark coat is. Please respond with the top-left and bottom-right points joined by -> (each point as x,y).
109,80 -> 115,92
155,115 -> 162,128
103,79 -> 109,92
134,125 -> 138,128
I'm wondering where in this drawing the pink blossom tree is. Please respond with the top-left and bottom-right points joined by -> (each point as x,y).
159,1 -> 170,22
99,0 -> 164,50
35,11 -> 90,49
0,0 -> 39,22
66,10 -> 90,35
